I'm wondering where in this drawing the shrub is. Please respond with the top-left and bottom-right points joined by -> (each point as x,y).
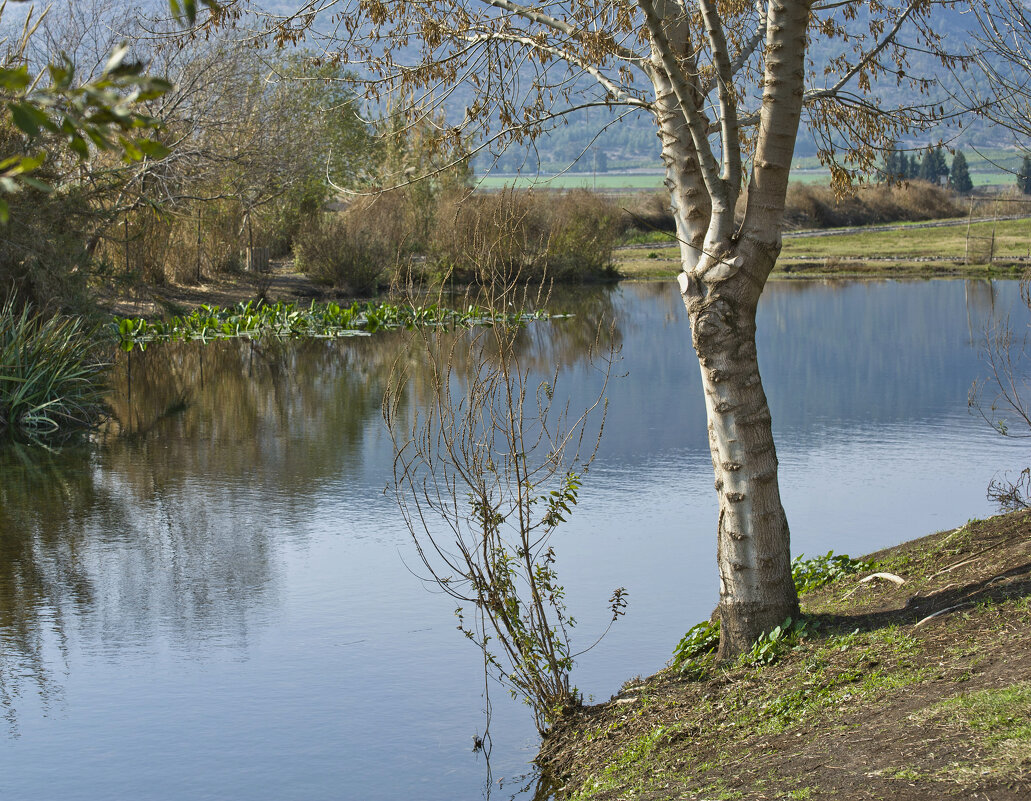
0,299 -> 108,438
618,191 -> 676,237
293,213 -> 394,295
0,122 -> 94,313
783,181 -> 964,229
429,187 -> 550,284
545,190 -> 620,281
429,188 -> 619,285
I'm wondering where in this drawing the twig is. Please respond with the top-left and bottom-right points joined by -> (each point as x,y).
928,541 -> 1010,580
914,603 -> 975,627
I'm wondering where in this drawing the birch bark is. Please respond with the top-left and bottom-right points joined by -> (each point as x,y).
647,0 -> 814,654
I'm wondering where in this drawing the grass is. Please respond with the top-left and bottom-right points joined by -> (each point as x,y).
0,299 -> 108,438
478,173 -> 668,190
478,153 -> 1025,192
573,624 -> 929,798
540,512 -> 1031,800
614,216 -> 1031,278
780,217 -> 1031,262
923,683 -> 1031,741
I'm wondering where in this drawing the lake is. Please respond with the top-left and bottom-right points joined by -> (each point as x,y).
0,278 -> 1026,800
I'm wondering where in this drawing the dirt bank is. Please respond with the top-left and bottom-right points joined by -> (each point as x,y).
96,259 -> 328,318
538,511 -> 1031,800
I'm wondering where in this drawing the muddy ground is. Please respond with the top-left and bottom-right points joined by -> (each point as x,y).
538,511 -> 1031,800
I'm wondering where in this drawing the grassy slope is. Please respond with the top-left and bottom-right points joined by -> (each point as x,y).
538,511 -> 1031,801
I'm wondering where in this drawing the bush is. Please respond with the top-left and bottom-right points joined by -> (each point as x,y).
0,122 -> 94,313
293,213 -> 394,295
783,181 -> 964,229
429,188 -> 619,285
429,187 -> 550,284
0,299 -> 108,438
545,190 -> 620,281
618,191 -> 676,237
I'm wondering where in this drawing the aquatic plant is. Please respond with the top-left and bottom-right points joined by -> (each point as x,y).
112,299 -> 552,350
0,299 -> 108,437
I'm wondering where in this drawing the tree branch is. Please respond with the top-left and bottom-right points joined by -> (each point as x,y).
698,0 -> 741,200
806,0 -> 920,102
639,0 -> 725,205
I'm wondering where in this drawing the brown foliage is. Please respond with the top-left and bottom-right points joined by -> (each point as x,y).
782,181 -> 965,229
429,188 -> 619,284
293,211 -> 396,295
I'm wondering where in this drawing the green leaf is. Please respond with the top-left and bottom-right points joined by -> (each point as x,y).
119,137 -> 143,161
47,57 -> 74,89
169,0 -> 220,24
67,136 -> 89,159
9,102 -> 49,137
103,43 -> 131,76
0,66 -> 31,91
135,139 -> 170,159
0,198 -> 9,224
19,176 -> 53,193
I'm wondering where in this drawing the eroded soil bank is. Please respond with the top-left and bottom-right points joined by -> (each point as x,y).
538,511 -> 1031,800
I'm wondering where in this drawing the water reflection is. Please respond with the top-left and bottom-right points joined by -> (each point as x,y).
0,304 -> 624,733
0,279 -> 1024,801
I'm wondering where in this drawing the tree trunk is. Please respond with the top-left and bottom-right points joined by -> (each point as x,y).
645,0 -> 810,655
683,267 -> 798,657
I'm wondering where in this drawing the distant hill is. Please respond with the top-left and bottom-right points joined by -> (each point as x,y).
5,2 -> 1019,178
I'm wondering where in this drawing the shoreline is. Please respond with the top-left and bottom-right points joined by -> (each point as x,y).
536,511 -> 1031,800
98,258 -> 1021,321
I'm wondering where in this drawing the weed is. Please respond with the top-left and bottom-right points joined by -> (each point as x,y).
0,299 -> 108,438
671,620 -> 720,676
791,551 -> 870,594
740,616 -> 815,667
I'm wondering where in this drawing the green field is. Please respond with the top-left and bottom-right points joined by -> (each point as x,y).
782,218 -> 1031,262
478,146 -> 1025,191
614,217 -> 1031,278
476,172 -> 667,190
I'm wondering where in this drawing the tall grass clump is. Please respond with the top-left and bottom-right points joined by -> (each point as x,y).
430,187 -> 550,284
430,188 -> 619,285
783,181 -> 964,229
546,190 -> 621,281
0,300 -> 108,438
293,212 -> 396,295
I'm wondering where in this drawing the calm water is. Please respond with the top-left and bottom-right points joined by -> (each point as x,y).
0,279 -> 1026,800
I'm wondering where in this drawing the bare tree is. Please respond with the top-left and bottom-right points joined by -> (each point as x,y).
203,0 -> 961,656
384,290 -> 623,731
963,0 -> 1031,145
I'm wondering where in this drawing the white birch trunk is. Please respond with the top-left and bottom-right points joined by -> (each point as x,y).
649,0 -> 814,655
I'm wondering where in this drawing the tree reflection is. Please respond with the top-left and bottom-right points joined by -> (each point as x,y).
0,307 -> 622,726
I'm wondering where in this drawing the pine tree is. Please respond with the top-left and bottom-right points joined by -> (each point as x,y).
920,146 -> 949,184
1018,156 -> 1031,195
884,147 -> 907,183
950,150 -> 973,193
